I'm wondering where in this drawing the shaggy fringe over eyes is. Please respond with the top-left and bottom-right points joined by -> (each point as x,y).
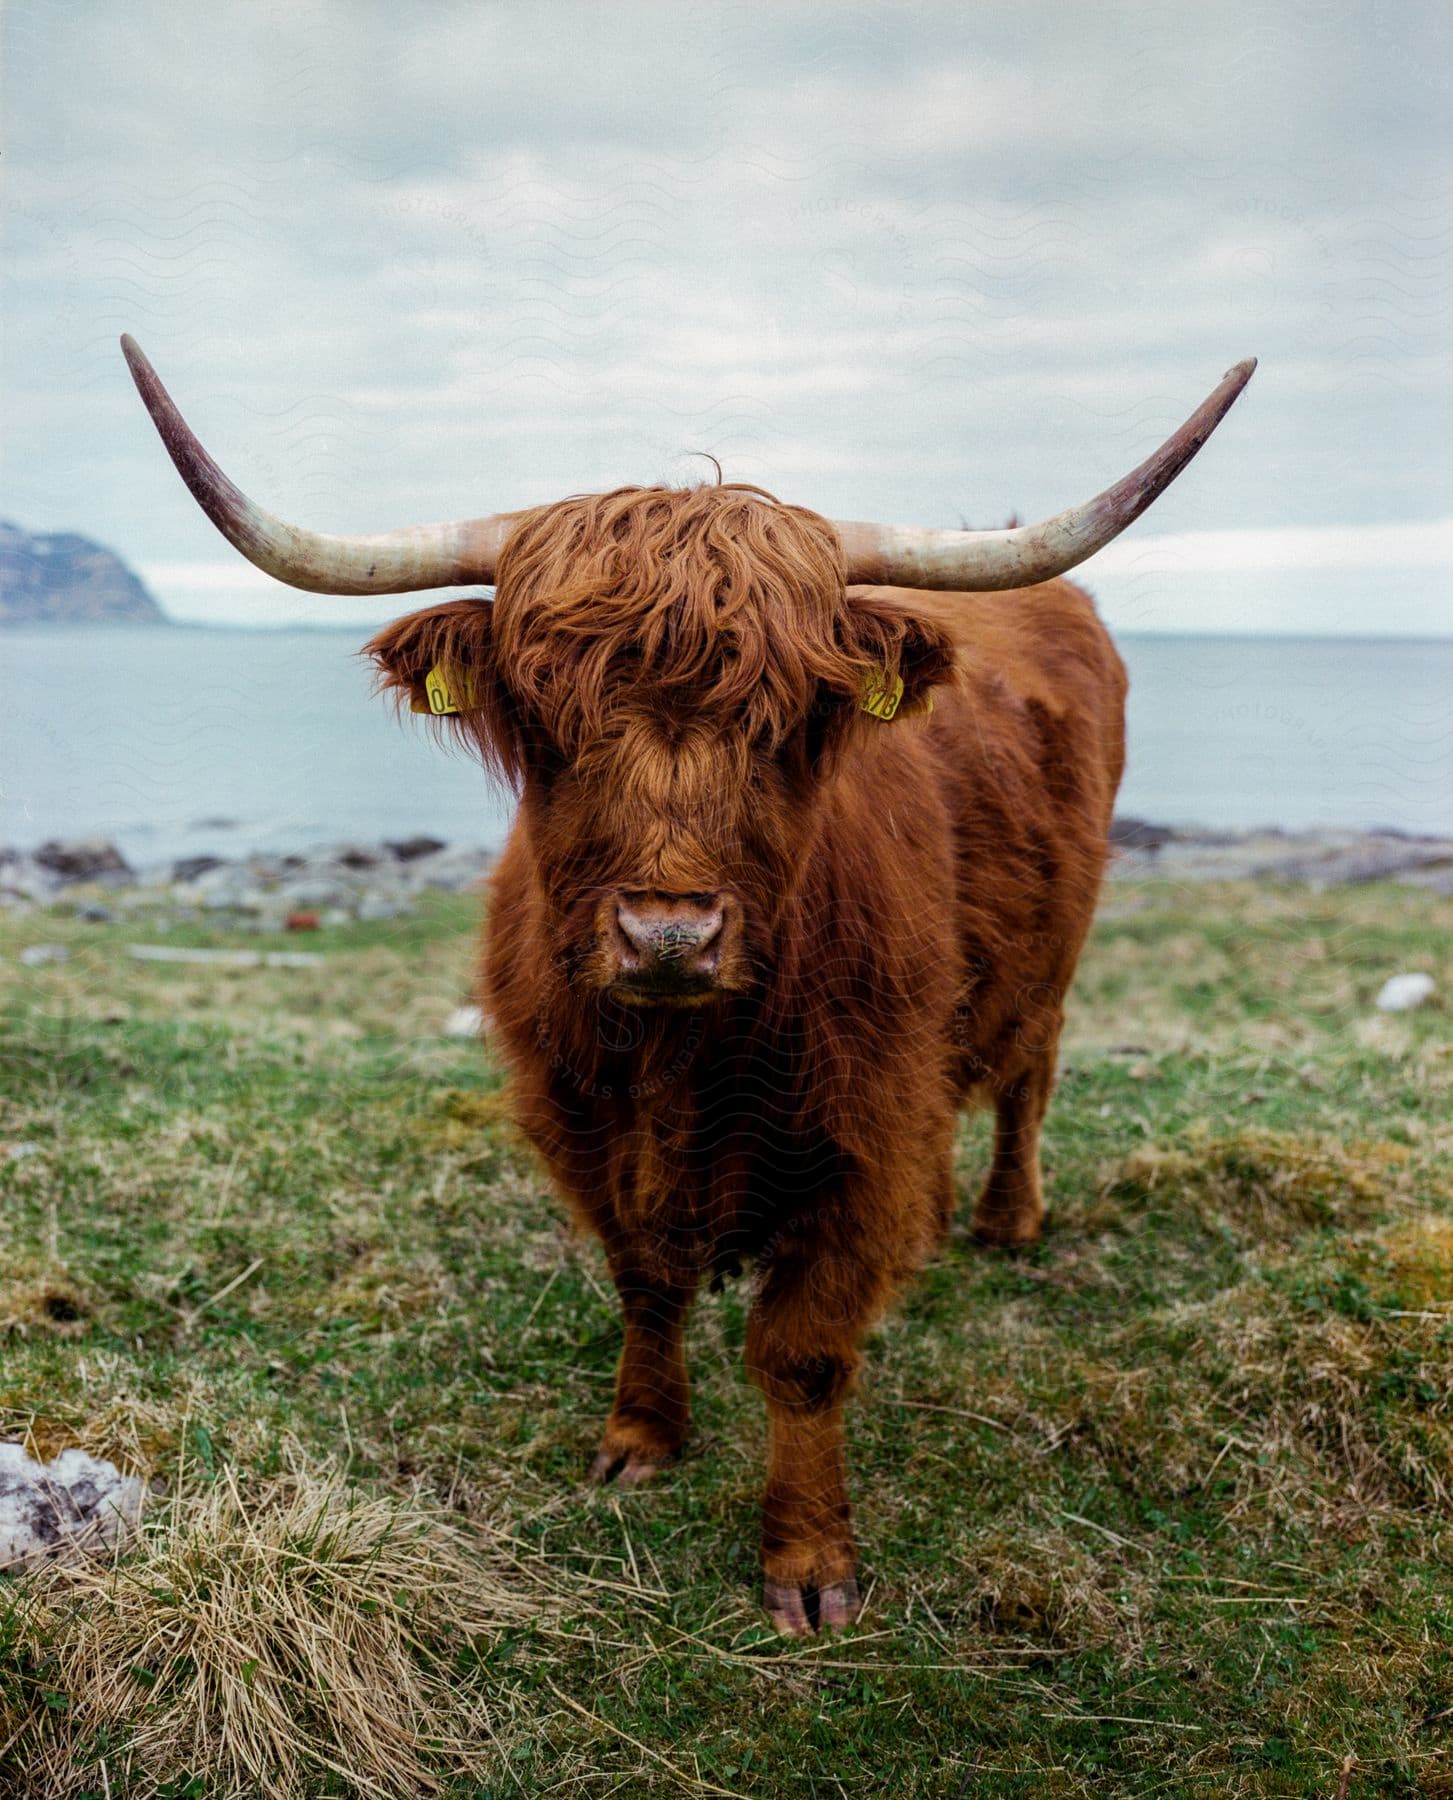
365,484 -> 956,782
493,484 -> 862,754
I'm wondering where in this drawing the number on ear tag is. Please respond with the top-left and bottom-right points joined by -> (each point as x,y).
859,667 -> 904,720
411,663 -> 465,716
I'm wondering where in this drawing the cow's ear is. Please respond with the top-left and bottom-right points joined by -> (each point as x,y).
799,588 -> 957,776
364,599 -> 523,784
838,586 -> 957,718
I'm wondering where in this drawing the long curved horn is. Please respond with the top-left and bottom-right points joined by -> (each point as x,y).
834,358 -> 1256,591
120,335 -> 514,595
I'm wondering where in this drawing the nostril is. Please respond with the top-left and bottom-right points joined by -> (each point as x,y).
613,896 -> 725,970
614,904 -> 655,957
663,913 -> 723,966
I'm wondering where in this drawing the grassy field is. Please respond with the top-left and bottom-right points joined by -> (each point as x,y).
1,877 -> 1450,1797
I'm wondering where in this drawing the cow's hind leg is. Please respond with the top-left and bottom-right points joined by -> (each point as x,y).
973,1048 -> 1057,1248
590,1260 -> 697,1487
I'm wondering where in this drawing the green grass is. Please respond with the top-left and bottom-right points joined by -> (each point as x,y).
2,880 -> 1450,1796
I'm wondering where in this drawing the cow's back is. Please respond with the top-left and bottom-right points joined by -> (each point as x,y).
875,578 -> 1127,1084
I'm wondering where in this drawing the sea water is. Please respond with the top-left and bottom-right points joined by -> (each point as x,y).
2,627 -> 1449,864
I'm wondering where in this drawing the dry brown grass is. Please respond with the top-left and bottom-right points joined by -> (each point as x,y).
1106,1125 -> 1420,1240
954,1526 -> 1133,1649
0,1256 -> 95,1341
4,1446 -> 540,1798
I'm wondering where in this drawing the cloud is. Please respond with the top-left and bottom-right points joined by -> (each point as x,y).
1091,518 -> 1453,575
4,0 -> 1451,633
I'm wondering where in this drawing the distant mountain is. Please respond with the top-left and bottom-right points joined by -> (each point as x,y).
0,520 -> 166,625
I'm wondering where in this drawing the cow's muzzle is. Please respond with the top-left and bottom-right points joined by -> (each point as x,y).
606,891 -> 733,1000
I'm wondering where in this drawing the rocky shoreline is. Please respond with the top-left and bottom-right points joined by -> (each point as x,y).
0,836 -> 494,929
2,821 -> 1452,927
1107,818 -> 1453,894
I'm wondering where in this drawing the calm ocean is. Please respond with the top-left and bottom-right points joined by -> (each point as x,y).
2,628 -> 1450,865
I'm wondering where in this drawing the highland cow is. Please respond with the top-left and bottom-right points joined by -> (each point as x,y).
122,337 -> 1254,1633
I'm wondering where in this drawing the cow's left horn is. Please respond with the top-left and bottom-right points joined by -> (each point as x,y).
833,358 -> 1256,591
120,335 -> 514,594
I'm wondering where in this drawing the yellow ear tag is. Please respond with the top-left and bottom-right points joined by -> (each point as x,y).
860,667 -> 904,721
858,666 -> 934,721
412,663 -> 466,716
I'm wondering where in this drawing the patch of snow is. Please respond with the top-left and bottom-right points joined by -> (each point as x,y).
0,1444 -> 145,1572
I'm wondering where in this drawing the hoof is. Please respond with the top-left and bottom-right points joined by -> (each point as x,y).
972,1208 -> 1043,1249
763,1574 -> 861,1637
588,1446 -> 664,1488
818,1576 -> 862,1630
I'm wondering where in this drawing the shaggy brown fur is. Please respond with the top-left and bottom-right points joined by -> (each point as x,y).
367,483 -> 1126,1636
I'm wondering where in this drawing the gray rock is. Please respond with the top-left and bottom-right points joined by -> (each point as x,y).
0,857 -> 51,902
277,877 -> 354,910
172,855 -> 227,882
189,861 -> 268,903
386,835 -> 448,862
19,944 -> 69,966
333,844 -> 383,870
1109,816 -> 1176,853
33,839 -> 132,885
1303,840 -> 1453,888
242,857 -> 289,884
402,847 -> 493,893
202,884 -> 270,914
356,892 -> 412,921
1398,865 -> 1453,898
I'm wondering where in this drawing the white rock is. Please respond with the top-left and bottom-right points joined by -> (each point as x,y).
0,858 -> 53,902
278,877 -> 353,910
403,848 -> 493,894
127,943 -> 324,969
1375,973 -> 1436,1013
0,1443 -> 145,1572
202,884 -> 270,913
444,1005 -> 485,1038
19,944 -> 69,966
357,892 -> 412,922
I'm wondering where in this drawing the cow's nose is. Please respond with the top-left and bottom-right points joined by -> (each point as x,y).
614,893 -> 725,980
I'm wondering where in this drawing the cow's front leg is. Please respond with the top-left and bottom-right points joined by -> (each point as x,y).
746,1249 -> 881,1635
589,1259 -> 698,1487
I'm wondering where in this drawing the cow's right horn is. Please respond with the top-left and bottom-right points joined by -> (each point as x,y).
833,358 -> 1257,591
121,335 -> 516,595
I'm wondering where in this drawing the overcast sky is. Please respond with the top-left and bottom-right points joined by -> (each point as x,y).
3,0 -> 1450,633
